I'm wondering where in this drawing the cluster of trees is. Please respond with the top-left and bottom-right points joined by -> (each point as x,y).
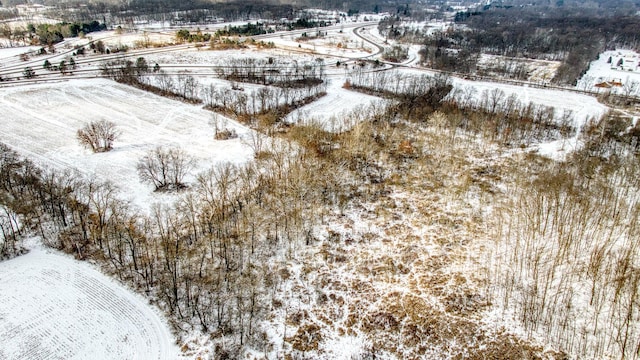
418,47 -> 480,74
77,120 -> 120,153
208,37 -> 248,50
214,57 -> 326,88
175,29 -> 212,43
380,6 -> 640,84
89,40 -> 108,54
0,136 -> 343,354
100,56 -> 327,126
31,21 -> 105,46
381,45 -> 408,63
288,16 -> 331,30
42,57 -> 77,75
490,113 -> 640,359
348,69 -> 450,103
203,79 -> 327,125
100,57 -> 155,85
137,146 -> 195,191
446,90 -> 574,145
215,23 -> 272,37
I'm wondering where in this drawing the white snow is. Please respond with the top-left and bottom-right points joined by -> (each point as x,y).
285,79 -> 385,131
528,137 -> 582,161
0,78 -> 255,212
0,240 -> 178,360
323,335 -> 369,358
264,28 -> 375,58
0,46 -> 42,60
577,49 -> 640,95
449,77 -> 608,128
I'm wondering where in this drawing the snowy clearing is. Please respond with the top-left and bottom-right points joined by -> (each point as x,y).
0,242 -> 178,360
284,79 -> 385,131
266,29 -> 374,58
0,46 -> 42,60
449,76 -> 608,127
0,78 -> 255,212
577,49 -> 640,95
477,54 -> 561,83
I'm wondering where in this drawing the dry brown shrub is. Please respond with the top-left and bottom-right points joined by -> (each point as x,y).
287,323 -> 323,352
214,129 -> 237,140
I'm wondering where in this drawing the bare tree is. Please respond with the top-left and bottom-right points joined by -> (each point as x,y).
137,146 -> 195,191
622,79 -> 639,98
77,120 -> 120,153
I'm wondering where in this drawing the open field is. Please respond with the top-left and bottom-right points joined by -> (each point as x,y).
0,241 -> 177,359
285,78 -> 384,130
577,49 -> 640,96
0,78 -> 254,211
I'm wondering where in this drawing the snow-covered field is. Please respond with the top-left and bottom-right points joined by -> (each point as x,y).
0,46 -> 41,60
451,77 -> 608,126
0,78 -> 255,211
577,49 -> 640,95
0,240 -> 178,359
285,79 -> 385,131
477,54 -> 561,83
262,28 -> 374,58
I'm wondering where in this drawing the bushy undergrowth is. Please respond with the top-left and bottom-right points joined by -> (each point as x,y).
2,64 -> 638,359
490,115 -> 640,359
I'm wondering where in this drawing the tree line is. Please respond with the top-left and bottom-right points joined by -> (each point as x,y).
0,136 -> 344,355
214,57 -> 326,88
380,6 -> 640,85
100,56 -> 328,127
490,112 -> 640,359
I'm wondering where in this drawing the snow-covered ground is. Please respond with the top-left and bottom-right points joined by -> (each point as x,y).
450,77 -> 608,127
0,78 -> 255,212
577,49 -> 640,95
0,46 -> 42,60
285,79 -> 384,131
264,28 -> 375,58
0,239 -> 178,360
477,54 -> 561,83
450,77 -> 608,160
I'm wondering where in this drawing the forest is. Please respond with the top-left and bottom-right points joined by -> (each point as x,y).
2,59 -> 639,356
1,0 -> 640,357
378,5 -> 640,85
